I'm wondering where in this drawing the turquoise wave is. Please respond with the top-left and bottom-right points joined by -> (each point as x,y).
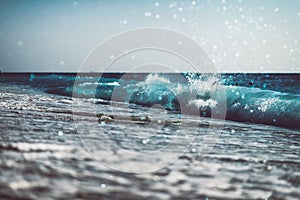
1,73 -> 299,129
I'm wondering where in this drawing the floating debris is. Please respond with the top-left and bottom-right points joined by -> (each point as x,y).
100,115 -> 114,122
131,116 -> 152,122
97,114 -> 114,123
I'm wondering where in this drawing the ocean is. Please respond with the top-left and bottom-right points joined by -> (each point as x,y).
0,73 -> 299,199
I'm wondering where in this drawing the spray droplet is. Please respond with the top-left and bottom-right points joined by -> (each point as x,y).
144,12 -> 152,17
17,40 -> 23,46
120,20 -> 128,24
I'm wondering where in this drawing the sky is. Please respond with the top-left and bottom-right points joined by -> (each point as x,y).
0,0 -> 300,72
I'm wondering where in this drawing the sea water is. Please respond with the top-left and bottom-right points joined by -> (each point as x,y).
0,73 -> 299,199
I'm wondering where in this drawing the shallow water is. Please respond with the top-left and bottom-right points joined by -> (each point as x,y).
0,81 -> 300,200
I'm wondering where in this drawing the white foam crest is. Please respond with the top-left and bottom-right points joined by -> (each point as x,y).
256,97 -> 279,112
188,76 -> 219,97
81,82 -> 119,86
144,73 -> 171,84
189,99 -> 218,108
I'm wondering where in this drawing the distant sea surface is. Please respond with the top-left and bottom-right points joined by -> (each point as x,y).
0,73 -> 299,199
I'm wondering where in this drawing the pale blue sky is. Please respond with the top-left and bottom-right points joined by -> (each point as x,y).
0,0 -> 299,72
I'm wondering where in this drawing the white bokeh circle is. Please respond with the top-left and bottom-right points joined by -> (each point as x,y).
72,28 -> 227,173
